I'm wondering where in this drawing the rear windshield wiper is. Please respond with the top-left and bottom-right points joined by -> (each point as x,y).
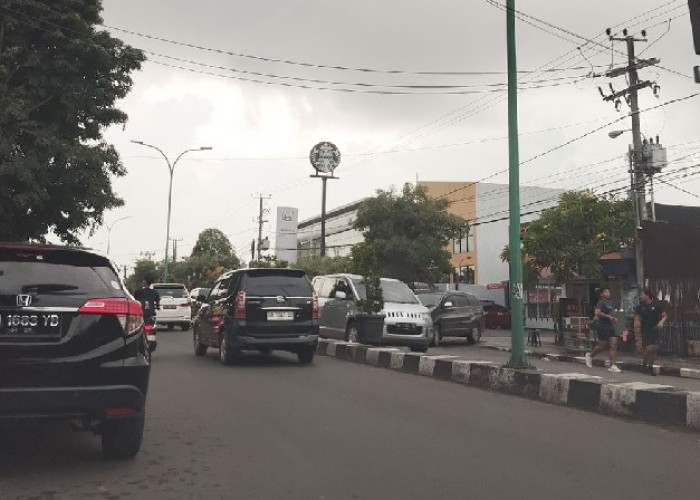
21,283 -> 81,294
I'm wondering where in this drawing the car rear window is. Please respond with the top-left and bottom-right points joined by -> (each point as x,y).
244,272 -> 312,297
154,286 -> 188,298
417,292 -> 445,307
0,248 -> 123,306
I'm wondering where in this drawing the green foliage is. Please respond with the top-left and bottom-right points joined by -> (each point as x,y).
350,243 -> 384,314
125,260 -> 160,294
192,228 -> 234,259
0,1 -> 145,243
503,191 -> 635,285
353,183 -> 467,286
295,254 -> 352,279
498,246 -> 540,291
248,255 -> 289,269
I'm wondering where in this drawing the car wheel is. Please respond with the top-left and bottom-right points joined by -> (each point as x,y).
101,412 -> 145,460
180,322 -> 191,331
219,334 -> 238,365
297,346 -> 315,365
193,328 -> 207,356
166,324 -> 175,331
410,345 -> 428,353
467,325 -> 482,345
345,322 -> 358,343
432,323 -> 442,347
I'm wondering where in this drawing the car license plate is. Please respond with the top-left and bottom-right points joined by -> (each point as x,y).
162,305 -> 177,310
267,311 -> 294,321
0,313 -> 62,336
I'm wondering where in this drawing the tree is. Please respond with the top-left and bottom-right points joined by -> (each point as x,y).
192,228 -> 234,259
0,1 -> 145,243
506,191 -> 635,285
125,259 -> 160,294
295,254 -> 352,279
353,183 -> 468,286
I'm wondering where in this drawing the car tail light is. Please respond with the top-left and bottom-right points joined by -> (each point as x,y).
79,298 -> 144,337
105,407 -> 136,418
312,292 -> 319,320
144,323 -> 154,333
234,291 -> 246,319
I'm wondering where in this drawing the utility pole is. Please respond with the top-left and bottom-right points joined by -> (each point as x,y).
504,0 -> 532,369
254,194 -> 270,262
172,237 -> 183,262
601,28 -> 659,290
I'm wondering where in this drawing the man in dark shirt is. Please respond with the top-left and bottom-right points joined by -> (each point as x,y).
133,276 -> 160,322
585,287 -> 621,372
634,288 -> 668,375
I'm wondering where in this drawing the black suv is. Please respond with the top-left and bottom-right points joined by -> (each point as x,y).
193,268 -> 319,364
417,291 -> 485,346
0,243 -> 150,459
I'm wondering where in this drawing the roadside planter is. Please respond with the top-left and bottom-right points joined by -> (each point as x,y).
355,313 -> 386,344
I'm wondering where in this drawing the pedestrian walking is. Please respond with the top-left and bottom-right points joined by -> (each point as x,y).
634,288 -> 668,376
585,287 -> 621,372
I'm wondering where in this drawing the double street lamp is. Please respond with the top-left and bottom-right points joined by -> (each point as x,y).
131,140 -> 212,282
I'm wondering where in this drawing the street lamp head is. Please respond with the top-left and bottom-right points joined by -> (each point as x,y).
608,130 -> 626,139
198,146 -> 213,151
130,140 -> 145,145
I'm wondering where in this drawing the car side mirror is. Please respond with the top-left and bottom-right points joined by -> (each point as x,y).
335,290 -> 347,300
443,301 -> 453,308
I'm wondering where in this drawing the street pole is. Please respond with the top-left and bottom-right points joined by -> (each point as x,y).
106,216 -> 131,254
321,177 -> 328,257
505,0 -> 531,369
131,141 -> 212,282
254,194 -> 270,262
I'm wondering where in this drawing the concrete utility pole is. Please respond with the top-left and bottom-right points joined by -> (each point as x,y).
601,29 -> 658,290
254,194 -> 270,261
172,237 -> 183,263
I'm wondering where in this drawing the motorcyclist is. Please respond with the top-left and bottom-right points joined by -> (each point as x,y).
134,275 -> 160,324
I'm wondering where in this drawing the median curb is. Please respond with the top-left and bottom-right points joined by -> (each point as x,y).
480,343 -> 700,380
318,339 -> 700,432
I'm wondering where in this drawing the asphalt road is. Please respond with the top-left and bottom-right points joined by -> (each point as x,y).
2,331 -> 700,500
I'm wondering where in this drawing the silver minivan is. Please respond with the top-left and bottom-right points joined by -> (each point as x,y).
312,273 -> 433,352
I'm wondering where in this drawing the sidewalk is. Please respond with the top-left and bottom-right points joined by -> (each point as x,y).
480,329 -> 700,379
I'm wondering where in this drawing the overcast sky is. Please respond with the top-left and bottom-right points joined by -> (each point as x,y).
87,0 -> 700,272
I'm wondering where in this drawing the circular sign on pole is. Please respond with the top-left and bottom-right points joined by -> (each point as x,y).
309,142 -> 341,174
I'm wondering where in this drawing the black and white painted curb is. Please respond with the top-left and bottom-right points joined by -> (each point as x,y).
480,343 -> 700,380
317,339 -> 700,432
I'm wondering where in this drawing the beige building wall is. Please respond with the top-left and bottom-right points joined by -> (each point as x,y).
419,181 -> 478,284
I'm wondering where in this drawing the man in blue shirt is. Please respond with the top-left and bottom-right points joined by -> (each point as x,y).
585,287 -> 621,373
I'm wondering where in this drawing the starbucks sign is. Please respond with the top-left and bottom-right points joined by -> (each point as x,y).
309,142 -> 341,174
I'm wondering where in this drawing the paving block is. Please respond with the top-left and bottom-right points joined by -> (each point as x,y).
539,373 -> 595,405
687,392 -> 700,430
418,355 -> 458,377
365,347 -> 400,366
389,352 -> 406,370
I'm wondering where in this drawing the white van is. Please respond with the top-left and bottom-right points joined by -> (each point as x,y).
153,283 -> 191,330
312,274 -> 433,352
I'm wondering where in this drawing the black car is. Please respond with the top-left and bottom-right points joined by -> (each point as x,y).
417,291 -> 485,346
0,243 -> 150,459
189,287 -> 210,318
192,268 -> 319,364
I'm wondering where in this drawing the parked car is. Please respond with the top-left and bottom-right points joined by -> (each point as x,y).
483,302 -> 512,329
0,243 -> 150,459
192,268 -> 319,364
189,287 -> 210,318
153,283 -> 191,330
312,273 -> 433,353
417,291 -> 484,346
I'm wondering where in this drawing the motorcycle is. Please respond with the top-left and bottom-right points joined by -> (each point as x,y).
144,316 -> 157,354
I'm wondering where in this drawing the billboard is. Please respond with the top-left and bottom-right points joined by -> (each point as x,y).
275,207 -> 299,264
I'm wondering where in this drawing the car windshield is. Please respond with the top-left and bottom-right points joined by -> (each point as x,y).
416,292 -> 445,307
351,278 -> 419,304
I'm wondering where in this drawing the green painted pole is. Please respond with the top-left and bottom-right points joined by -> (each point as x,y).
505,0 -> 532,369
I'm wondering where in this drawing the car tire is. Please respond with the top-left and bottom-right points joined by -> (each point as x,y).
467,325 -> 482,345
345,322 -> 358,343
219,333 -> 238,365
166,324 -> 175,331
101,412 -> 145,460
180,322 -> 191,331
297,347 -> 315,365
432,323 -> 442,347
410,346 -> 428,353
193,328 -> 207,356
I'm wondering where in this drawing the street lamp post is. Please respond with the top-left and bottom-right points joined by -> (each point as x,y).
106,216 -> 131,254
131,141 -> 212,282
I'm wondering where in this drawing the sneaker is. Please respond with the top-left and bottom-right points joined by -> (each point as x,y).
608,364 -> 622,373
584,353 -> 592,368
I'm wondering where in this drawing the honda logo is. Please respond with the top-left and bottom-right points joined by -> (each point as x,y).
17,294 -> 32,307
275,296 -> 286,303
